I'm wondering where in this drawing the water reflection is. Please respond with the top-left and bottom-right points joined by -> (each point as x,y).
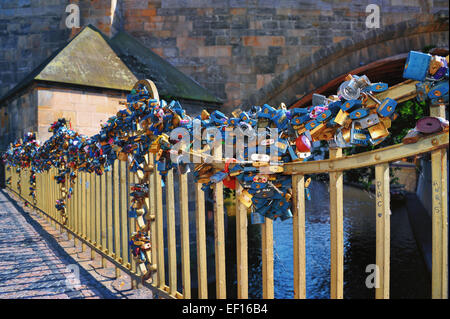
265,181 -> 430,299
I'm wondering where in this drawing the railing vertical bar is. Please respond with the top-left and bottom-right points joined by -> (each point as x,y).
87,173 -> 92,244
213,146 -> 226,299
431,148 -> 448,299
235,183 -> 248,299
82,172 -> 87,251
292,174 -> 306,299
148,155 -> 158,285
154,162 -> 165,289
166,168 -> 177,296
90,173 -> 95,259
262,217 -> 274,299
178,168 -> 191,299
430,103 -> 448,299
100,171 -> 107,265
195,180 -> 208,299
130,170 -> 138,286
375,163 -> 390,299
95,173 -> 101,248
113,161 -> 121,275
329,148 -> 344,299
106,169 -> 113,256
120,161 -> 129,267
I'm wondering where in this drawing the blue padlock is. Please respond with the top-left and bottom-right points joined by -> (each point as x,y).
327,100 -> 342,115
416,81 -> 432,102
403,51 -> 431,81
350,127 -> 370,145
428,81 -> 449,99
341,99 -> 362,112
305,119 -> 320,131
291,114 -> 311,126
376,98 -> 397,117
349,108 -> 370,120
305,188 -> 311,201
259,104 -> 276,119
251,211 -> 265,224
363,82 -> 388,93
316,109 -> 332,122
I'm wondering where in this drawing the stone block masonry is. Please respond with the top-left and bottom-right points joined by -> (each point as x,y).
1,0 -> 449,113
122,0 -> 448,112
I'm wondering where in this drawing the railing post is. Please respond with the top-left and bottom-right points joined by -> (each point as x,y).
113,161 -> 121,278
100,171 -> 107,267
178,167 -> 191,298
195,177 -> 208,299
329,147 -> 344,299
430,103 -> 448,299
166,168 -> 177,296
213,145 -> 226,299
119,161 -> 129,268
375,163 -> 390,299
235,183 -> 248,299
292,174 -> 306,299
154,161 -> 165,289
262,217 -> 274,299
148,155 -> 158,285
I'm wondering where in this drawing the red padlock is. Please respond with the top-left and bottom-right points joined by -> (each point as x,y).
296,135 -> 311,153
223,158 -> 237,190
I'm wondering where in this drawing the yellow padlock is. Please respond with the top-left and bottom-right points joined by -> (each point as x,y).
239,189 -> 253,208
368,122 -> 389,140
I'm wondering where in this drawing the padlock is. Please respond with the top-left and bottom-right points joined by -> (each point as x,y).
416,81 -> 432,102
259,104 -> 276,119
239,189 -> 253,208
316,109 -> 332,122
349,108 -> 370,120
376,98 -> 397,117
363,82 -> 388,93
350,122 -> 370,145
305,187 -> 311,201
368,122 -> 389,140
355,113 -> 380,129
403,51 -> 431,81
333,109 -> 348,126
251,211 -> 265,224
428,81 -> 449,99
429,55 -> 448,79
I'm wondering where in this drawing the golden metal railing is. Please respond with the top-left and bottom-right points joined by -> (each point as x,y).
4,78 -> 448,299
5,128 -> 447,299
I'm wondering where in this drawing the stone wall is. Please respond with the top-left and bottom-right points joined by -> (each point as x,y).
0,0 -> 70,98
0,87 -> 37,152
122,0 -> 449,112
1,0 -> 449,113
36,87 -> 127,141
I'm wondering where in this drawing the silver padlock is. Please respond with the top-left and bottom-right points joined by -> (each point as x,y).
355,113 -> 380,129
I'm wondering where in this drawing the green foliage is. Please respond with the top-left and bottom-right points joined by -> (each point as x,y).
341,99 -> 426,188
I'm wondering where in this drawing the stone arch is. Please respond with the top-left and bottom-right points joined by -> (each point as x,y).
242,15 -> 449,108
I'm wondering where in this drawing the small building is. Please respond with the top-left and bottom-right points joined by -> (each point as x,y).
0,25 -> 222,151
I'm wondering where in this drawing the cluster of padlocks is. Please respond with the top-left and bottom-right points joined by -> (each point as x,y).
402,51 -> 449,142
2,50 -> 448,278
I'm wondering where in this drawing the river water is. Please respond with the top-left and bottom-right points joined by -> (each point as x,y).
245,181 -> 430,299
167,178 -> 430,299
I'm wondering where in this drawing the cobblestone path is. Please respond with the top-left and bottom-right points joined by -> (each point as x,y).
0,189 -> 153,299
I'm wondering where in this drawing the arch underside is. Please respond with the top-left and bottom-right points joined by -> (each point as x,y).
242,16 -> 449,109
